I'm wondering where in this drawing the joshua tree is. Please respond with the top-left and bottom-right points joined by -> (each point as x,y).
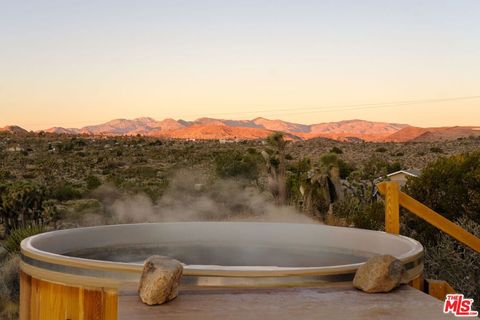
290,153 -> 344,221
318,153 -> 344,203
302,170 -> 338,220
263,132 -> 287,206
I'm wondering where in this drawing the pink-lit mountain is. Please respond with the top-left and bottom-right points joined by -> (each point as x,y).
3,118 -> 480,142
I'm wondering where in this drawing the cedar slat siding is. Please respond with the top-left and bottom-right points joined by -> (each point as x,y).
20,271 -> 118,320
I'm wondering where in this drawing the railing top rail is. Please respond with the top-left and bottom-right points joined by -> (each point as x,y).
377,181 -> 480,253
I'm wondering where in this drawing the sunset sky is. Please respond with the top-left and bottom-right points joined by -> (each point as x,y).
1,0 -> 479,130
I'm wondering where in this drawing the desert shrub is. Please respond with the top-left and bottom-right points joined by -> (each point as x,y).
405,151 -> 480,224
70,137 -> 86,147
403,152 -> 480,308
57,142 -> 74,152
85,175 -> 102,190
330,146 -> 343,154
386,161 -> 402,174
430,147 -> 444,153
56,199 -> 106,227
148,139 -> 163,146
122,166 -> 158,179
102,160 -> 124,171
0,255 -> 20,320
333,195 -> 385,231
0,169 -> 12,180
319,153 -> 339,168
352,201 -> 385,230
0,297 -> 18,320
358,157 -> 402,188
2,224 -> 46,255
337,159 -> 356,179
49,182 -> 83,201
214,150 -> 261,180
0,182 -> 48,234
332,195 -> 360,225
375,147 -> 387,153
59,199 -> 105,225
422,217 -> 480,310
41,199 -> 61,226
21,172 -> 36,179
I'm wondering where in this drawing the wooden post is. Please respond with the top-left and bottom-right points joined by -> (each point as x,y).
384,181 -> 400,234
427,279 -> 456,301
409,274 -> 424,291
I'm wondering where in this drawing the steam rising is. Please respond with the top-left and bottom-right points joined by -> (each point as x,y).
92,170 -> 316,224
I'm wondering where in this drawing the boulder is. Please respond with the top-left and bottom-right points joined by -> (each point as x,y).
353,255 -> 406,293
138,255 -> 183,305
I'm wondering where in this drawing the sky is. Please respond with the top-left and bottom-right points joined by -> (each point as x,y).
1,0 -> 479,130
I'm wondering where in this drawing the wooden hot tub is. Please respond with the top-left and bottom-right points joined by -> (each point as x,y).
20,222 -> 424,319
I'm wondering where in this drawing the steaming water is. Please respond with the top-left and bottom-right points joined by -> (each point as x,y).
65,243 -> 369,267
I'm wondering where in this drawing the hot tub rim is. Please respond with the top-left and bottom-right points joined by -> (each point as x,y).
21,222 -> 424,278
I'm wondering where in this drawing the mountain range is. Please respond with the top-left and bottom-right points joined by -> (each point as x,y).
2,118 -> 479,142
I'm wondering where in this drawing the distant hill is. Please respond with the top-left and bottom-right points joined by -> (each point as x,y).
384,126 -> 430,142
310,119 -> 407,135
42,117 -> 410,141
152,124 -> 274,140
0,125 -> 28,135
3,117 -> 478,142
252,117 -> 311,133
385,126 -> 480,142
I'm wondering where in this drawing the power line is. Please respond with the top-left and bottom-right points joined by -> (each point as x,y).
180,95 -> 480,118
8,95 -> 480,127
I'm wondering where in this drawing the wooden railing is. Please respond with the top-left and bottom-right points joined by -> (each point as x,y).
377,181 -> 480,253
377,181 -> 480,299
